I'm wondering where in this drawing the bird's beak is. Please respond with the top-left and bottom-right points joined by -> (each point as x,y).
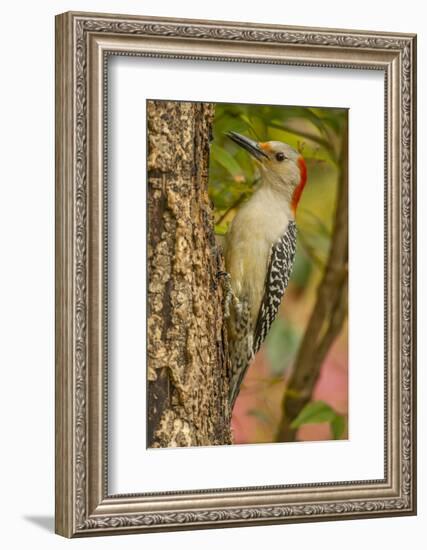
227,131 -> 269,161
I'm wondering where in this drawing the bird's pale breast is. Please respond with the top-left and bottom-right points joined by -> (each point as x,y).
225,187 -> 292,325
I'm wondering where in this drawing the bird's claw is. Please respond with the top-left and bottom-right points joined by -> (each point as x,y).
216,271 -> 236,319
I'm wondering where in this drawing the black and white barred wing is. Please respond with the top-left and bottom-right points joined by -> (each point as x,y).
253,220 -> 297,354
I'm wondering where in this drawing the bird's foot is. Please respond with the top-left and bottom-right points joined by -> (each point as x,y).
216,271 -> 237,319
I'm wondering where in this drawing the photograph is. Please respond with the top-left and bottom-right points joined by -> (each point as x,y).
54,11 -> 416,537
147,99 -> 348,448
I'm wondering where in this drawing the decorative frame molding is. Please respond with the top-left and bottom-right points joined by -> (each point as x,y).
55,11 -> 416,537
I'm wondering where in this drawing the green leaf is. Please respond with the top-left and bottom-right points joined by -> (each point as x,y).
310,108 -> 348,134
267,124 -> 334,163
238,113 -> 253,129
290,401 -> 336,428
301,107 -> 331,137
249,115 -> 267,141
331,414 -> 346,440
210,143 -> 243,179
291,401 -> 347,440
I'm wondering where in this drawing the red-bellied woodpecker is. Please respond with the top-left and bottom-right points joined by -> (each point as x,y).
224,131 -> 307,409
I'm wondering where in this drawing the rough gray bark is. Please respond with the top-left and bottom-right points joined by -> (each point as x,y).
147,100 -> 232,448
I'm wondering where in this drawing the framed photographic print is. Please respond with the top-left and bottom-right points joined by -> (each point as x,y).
55,11 -> 417,537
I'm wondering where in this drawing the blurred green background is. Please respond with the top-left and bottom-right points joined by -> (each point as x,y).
208,102 -> 348,444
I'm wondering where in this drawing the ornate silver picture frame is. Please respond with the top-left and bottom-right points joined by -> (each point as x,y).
55,11 -> 416,537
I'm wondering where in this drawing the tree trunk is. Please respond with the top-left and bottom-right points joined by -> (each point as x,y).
147,100 -> 232,448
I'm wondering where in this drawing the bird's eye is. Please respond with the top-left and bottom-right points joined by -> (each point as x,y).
275,152 -> 286,162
